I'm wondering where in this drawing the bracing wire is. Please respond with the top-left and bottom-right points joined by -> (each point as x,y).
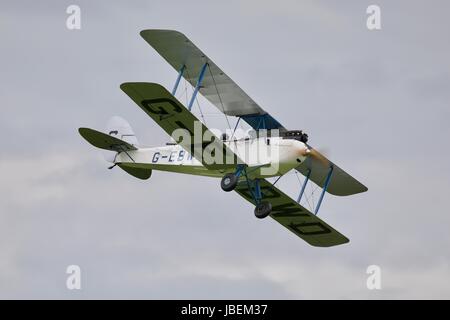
272,173 -> 284,186
184,68 -> 207,125
308,183 -> 315,211
230,117 -> 241,141
207,64 -> 233,133
194,94 -> 207,125
295,170 -> 322,212
305,175 -> 328,213
294,171 -> 311,211
184,79 -> 189,108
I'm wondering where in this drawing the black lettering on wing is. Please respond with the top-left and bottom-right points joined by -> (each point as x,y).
288,222 -> 331,235
271,203 -> 308,217
141,98 -> 183,116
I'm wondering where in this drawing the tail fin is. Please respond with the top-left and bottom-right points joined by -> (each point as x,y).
79,117 -> 152,180
106,116 -> 138,146
79,116 -> 138,163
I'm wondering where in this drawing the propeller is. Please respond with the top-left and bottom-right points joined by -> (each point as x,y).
301,147 -> 330,167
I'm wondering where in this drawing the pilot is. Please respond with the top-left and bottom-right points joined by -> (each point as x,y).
221,133 -> 229,141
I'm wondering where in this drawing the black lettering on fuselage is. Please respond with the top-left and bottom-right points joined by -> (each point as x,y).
152,152 -> 160,163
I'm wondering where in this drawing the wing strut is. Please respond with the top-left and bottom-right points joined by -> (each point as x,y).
188,62 -> 208,111
172,65 -> 185,95
314,166 -> 334,215
234,178 -> 349,247
297,168 -> 311,203
296,166 -> 334,215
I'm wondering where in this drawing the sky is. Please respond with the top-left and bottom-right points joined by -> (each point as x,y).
1,0 -> 450,299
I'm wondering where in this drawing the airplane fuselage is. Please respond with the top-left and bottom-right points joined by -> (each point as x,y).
115,137 -> 308,178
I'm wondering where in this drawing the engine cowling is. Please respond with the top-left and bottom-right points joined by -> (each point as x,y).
282,130 -> 309,143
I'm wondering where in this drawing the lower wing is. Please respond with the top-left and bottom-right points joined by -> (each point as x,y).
234,179 -> 349,247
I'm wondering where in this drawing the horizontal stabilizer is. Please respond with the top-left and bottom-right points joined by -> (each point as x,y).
118,163 -> 152,180
78,127 -> 137,152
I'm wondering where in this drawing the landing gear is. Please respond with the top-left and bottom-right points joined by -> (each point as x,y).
254,201 -> 272,219
220,165 -> 245,192
252,178 -> 272,219
221,166 -> 272,218
221,173 -> 239,192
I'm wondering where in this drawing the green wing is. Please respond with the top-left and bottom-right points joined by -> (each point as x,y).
78,127 -> 137,152
120,82 -> 241,170
234,179 -> 349,247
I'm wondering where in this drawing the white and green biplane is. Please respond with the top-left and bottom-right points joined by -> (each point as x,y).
79,30 -> 367,247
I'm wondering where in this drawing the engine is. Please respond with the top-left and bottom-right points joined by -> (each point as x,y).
282,130 -> 309,143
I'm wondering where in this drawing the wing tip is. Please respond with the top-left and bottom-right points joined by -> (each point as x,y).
139,29 -> 185,40
78,127 -> 92,138
311,237 -> 350,248
120,82 -> 169,96
328,183 -> 368,196
78,127 -> 99,148
119,82 -> 129,91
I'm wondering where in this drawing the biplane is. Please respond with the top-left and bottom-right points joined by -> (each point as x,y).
79,30 -> 367,247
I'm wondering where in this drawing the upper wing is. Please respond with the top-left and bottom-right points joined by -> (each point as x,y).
296,148 -> 368,196
140,29 -> 367,196
234,179 -> 349,247
120,82 -> 241,170
78,127 -> 137,152
140,29 -> 285,130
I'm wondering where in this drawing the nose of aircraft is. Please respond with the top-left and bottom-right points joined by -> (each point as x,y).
297,143 -> 330,166
297,141 -> 310,157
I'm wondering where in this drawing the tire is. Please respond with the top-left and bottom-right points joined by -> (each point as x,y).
221,173 -> 238,192
254,201 -> 272,219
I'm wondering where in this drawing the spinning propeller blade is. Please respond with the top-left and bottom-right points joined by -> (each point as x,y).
305,148 -> 330,167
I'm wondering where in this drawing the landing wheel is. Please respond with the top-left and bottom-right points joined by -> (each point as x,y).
254,201 -> 272,219
221,173 -> 238,192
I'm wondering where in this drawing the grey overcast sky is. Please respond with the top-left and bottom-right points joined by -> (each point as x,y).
1,0 -> 449,299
